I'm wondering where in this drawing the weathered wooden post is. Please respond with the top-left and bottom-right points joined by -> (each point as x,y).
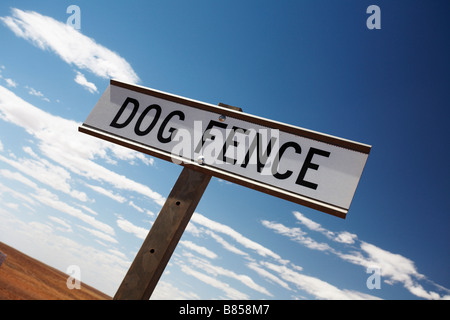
113,167 -> 211,299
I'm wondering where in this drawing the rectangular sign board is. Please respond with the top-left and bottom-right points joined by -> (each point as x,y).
79,80 -> 371,218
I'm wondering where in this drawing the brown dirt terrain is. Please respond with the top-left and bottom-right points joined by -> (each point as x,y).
0,241 -> 111,300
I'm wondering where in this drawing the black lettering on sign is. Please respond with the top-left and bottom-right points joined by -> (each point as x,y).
157,110 -> 185,143
296,147 -> 330,190
134,104 -> 162,136
272,141 -> 302,180
195,120 -> 228,153
219,126 -> 249,165
110,97 -> 139,128
241,132 -> 277,173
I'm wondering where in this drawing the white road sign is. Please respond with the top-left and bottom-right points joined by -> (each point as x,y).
79,80 -> 371,218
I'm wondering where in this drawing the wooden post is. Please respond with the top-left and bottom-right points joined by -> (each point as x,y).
114,167 -> 211,299
114,103 -> 241,300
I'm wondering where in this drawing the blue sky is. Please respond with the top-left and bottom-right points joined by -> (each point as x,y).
0,0 -> 449,300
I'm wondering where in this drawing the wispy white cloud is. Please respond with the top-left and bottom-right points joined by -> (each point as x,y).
262,261 -> 381,300
0,180 -> 37,207
4,78 -> 17,88
27,86 -> 44,97
183,213 -> 372,299
0,151 -> 89,202
205,229 -> 248,257
145,210 -> 156,217
4,202 -> 19,210
180,240 -> 217,259
178,262 -> 249,300
26,86 -> 50,102
48,216 -> 73,232
261,219 -> 333,252
182,252 -> 273,297
116,216 -> 149,240
263,211 -> 450,300
128,200 -> 144,213
23,146 -> 38,158
185,212 -> 371,299
74,71 -> 98,93
1,8 -> 139,83
79,225 -> 118,244
0,168 -> 38,190
78,204 -> 99,216
85,183 -> 127,203
341,242 -> 449,300
0,85 -> 165,206
192,212 -> 287,264
334,231 -> 358,244
32,187 -> 115,236
151,281 -> 200,300
185,221 -> 202,237
246,261 -> 292,291
0,167 -> 115,236
293,211 -> 357,244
